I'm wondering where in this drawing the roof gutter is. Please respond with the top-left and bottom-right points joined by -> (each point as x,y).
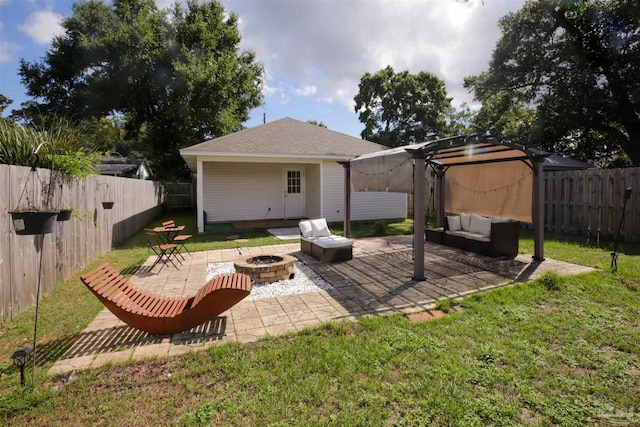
179,151 -> 357,161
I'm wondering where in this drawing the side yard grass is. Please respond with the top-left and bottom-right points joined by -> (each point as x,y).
1,213 -> 639,425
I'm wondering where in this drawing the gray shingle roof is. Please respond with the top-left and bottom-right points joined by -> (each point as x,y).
180,117 -> 384,158
543,153 -> 594,170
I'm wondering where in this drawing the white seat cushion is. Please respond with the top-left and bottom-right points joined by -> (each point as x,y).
313,235 -> 353,249
462,233 -> 491,243
446,230 -> 490,242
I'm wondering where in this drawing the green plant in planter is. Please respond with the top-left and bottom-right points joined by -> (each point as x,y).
1,116 -> 99,179
5,117 -> 100,233
9,141 -> 59,235
56,207 -> 73,222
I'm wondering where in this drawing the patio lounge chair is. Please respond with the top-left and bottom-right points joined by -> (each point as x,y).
80,263 -> 252,335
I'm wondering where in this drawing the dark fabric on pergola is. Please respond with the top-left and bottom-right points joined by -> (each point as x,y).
342,134 -> 551,280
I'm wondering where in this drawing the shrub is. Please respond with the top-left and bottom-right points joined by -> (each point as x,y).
373,220 -> 388,236
0,117 -> 98,180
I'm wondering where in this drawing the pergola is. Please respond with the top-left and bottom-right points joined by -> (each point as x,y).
342,134 -> 551,280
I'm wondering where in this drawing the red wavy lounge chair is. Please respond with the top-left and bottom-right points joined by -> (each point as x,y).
80,263 -> 251,335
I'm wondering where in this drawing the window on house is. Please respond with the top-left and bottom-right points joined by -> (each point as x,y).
287,170 -> 301,194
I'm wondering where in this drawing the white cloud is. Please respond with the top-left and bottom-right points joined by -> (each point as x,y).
262,82 -> 279,97
18,10 -> 64,45
156,0 -> 184,10
294,85 -> 316,96
226,0 -> 525,110
0,40 -> 20,63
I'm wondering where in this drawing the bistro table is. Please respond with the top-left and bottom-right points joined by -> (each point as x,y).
153,225 -> 187,259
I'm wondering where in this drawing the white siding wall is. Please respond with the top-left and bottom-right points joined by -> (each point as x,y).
321,161 -> 407,222
202,159 -> 407,223
305,163 -> 321,219
203,162 -> 284,221
322,161 -> 345,221
351,192 -> 408,221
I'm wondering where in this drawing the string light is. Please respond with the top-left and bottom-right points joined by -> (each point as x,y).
449,171 -> 532,194
350,158 -> 413,176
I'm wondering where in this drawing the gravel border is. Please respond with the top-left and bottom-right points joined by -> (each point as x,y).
206,258 -> 334,301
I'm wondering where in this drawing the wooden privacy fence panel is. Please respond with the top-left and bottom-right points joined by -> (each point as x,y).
544,167 -> 640,242
0,164 -> 162,323
163,182 -> 193,208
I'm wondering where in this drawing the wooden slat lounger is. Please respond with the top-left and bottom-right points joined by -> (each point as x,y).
80,263 -> 252,335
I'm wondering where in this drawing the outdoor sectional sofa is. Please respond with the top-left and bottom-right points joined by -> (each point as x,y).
299,218 -> 353,262
425,212 -> 520,258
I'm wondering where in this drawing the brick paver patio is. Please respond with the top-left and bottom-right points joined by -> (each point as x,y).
48,236 -> 594,375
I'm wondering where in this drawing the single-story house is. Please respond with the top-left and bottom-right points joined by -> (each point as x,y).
180,117 -> 407,233
96,156 -> 153,179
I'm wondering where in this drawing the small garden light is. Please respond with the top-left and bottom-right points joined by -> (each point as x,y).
611,187 -> 632,271
11,347 -> 32,386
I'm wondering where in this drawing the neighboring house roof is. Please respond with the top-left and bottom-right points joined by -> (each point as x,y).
180,117 -> 385,167
543,154 -> 595,171
96,156 -> 153,179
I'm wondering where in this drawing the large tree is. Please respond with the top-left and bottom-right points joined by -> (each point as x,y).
17,0 -> 263,179
0,94 -> 12,115
354,66 -> 452,147
465,0 -> 640,167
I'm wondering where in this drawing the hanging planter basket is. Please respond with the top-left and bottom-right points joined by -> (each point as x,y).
56,209 -> 72,222
10,210 -> 59,235
102,201 -> 114,209
10,141 -> 62,235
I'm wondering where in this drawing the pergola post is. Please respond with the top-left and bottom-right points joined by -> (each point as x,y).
532,159 -> 545,261
412,154 -> 426,281
435,168 -> 445,228
196,159 -> 204,233
341,161 -> 351,238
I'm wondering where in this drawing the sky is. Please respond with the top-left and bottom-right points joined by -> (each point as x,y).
0,0 -> 526,139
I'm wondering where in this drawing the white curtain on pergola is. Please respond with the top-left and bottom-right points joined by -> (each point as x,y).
349,145 -> 414,193
347,135 -> 549,280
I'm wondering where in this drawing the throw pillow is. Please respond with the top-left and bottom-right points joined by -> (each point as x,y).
459,212 -> 471,231
469,214 -> 491,237
299,221 -> 313,238
447,215 -> 462,232
310,218 -> 331,237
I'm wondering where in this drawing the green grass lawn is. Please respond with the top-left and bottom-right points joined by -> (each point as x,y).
1,213 -> 639,425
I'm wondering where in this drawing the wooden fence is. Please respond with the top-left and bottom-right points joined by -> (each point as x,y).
163,182 -> 193,208
0,164 -> 163,323
544,167 -> 639,243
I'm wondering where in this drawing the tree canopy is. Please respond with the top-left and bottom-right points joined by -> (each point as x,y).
306,120 -> 327,128
0,94 -> 12,115
465,0 -> 640,167
17,0 -> 264,179
354,66 -> 452,147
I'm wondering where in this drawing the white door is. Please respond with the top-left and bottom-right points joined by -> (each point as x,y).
284,168 -> 305,218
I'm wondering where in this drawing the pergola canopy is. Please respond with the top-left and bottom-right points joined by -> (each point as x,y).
350,134 -> 549,193
344,134 -> 550,280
